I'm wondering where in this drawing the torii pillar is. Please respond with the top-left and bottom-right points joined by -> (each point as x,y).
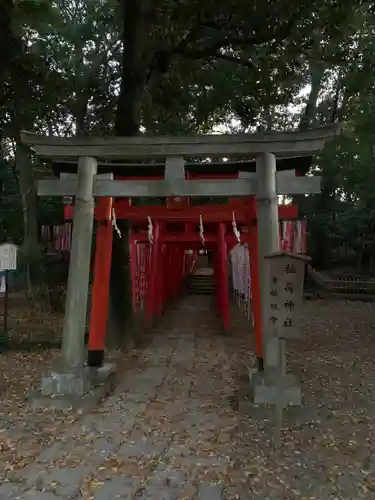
40,158 -> 114,398
248,153 -> 302,406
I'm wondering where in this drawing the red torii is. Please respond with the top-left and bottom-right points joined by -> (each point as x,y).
64,191 -> 298,368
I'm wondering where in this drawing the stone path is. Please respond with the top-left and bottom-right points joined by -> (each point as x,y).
0,296 -> 246,500
2,296 -> 375,499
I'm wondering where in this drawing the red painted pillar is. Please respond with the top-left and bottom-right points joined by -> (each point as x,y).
248,220 -> 263,371
158,238 -> 166,314
161,244 -> 169,307
171,246 -> 176,297
178,247 -> 184,293
174,246 -> 181,295
212,246 -> 220,311
166,245 -> 172,301
130,239 -> 138,312
87,197 -> 113,367
217,222 -> 230,333
146,221 -> 161,325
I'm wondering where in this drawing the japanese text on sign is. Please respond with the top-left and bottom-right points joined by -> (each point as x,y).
0,243 -> 18,271
266,254 -> 307,339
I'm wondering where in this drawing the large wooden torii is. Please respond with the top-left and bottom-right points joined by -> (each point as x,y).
22,125 -> 339,406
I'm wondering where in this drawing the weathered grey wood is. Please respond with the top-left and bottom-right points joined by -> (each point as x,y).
38,179 -> 78,197
256,153 -> 280,370
60,172 -> 114,180
165,156 -> 185,179
239,170 -> 321,193
38,173 -> 114,196
60,156 -> 97,371
95,178 -> 260,197
21,124 -> 341,160
37,174 -> 321,198
276,175 -> 321,194
38,178 -> 258,197
240,169 -> 295,179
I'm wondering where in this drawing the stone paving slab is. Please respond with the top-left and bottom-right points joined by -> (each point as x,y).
197,484 -> 224,500
3,295 -> 375,499
92,477 -> 140,500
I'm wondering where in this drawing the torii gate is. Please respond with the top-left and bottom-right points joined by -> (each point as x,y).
22,125 -> 339,405
64,191 -> 298,363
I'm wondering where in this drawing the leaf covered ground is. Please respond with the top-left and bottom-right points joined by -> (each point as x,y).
0,295 -> 375,498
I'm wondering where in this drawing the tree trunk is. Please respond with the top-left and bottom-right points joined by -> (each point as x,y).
115,0 -> 152,135
0,0 -> 14,84
299,65 -> 324,131
74,38 -> 88,136
298,64 -> 335,269
15,142 -> 43,306
109,0 -> 152,344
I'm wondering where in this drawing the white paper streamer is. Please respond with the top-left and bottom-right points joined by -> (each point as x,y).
148,216 -> 154,245
112,208 -> 122,238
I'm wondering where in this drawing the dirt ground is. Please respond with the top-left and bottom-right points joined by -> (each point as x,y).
0,295 -> 375,499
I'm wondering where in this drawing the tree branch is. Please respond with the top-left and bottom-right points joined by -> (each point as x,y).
182,49 -> 255,68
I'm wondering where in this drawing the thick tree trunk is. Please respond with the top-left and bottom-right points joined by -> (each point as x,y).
15,142 -> 44,306
0,0 -> 14,83
299,66 -> 324,131
74,39 -> 88,136
115,0 -> 151,135
298,64 -> 335,269
109,0 -> 152,344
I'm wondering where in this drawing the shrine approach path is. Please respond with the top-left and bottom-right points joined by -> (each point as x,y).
2,294 -> 375,498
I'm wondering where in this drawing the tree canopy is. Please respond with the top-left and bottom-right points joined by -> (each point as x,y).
1,0 -> 375,275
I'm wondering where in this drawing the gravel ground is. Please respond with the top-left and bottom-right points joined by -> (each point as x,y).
0,295 -> 375,499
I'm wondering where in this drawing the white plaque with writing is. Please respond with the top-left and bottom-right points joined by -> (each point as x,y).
265,252 -> 310,339
0,243 -> 18,271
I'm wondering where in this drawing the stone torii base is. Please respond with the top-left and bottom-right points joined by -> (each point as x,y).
31,364 -> 115,409
32,158 -> 115,408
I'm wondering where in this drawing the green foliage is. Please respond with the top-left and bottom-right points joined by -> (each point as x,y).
1,0 -> 375,275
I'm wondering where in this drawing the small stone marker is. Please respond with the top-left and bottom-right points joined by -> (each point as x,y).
0,243 -> 18,271
265,251 -> 310,339
0,273 -> 5,294
0,243 -> 18,343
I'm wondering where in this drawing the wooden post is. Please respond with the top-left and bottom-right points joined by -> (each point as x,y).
3,271 -> 8,338
213,247 -> 220,312
87,197 -> 113,367
217,222 -> 230,333
146,221 -> 160,325
256,153 -> 281,373
130,240 -> 138,312
248,222 -> 263,370
60,156 -> 97,371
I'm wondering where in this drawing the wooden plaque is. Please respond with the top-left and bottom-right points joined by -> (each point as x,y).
265,252 -> 310,339
0,243 -> 18,271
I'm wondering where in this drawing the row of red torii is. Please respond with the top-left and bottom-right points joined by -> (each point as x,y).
130,219 -> 306,319
63,195 -> 303,368
22,126 -> 338,406
39,218 -> 306,326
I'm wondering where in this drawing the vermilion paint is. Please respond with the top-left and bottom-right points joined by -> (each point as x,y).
87,197 -> 113,367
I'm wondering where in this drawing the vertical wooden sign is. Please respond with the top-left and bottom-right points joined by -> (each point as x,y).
0,243 -> 18,341
0,243 -> 18,271
265,252 -> 310,339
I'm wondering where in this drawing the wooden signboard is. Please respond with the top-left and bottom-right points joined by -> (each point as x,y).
265,252 -> 310,339
0,243 -> 18,271
0,243 -> 18,341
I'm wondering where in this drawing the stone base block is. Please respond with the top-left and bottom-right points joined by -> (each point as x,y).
29,363 -> 115,410
247,369 -> 302,407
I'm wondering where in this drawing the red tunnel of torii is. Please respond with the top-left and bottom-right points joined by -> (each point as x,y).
64,171 -> 301,368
